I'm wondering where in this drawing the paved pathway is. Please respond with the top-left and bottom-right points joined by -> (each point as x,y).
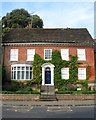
2,100 -> 95,107
1,100 -> 95,118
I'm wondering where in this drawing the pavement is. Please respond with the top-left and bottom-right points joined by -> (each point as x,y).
1,100 -> 95,118
2,100 -> 95,107
1,100 -> 96,118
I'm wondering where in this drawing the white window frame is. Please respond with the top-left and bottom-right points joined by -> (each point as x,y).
61,68 -> 69,80
77,49 -> 86,61
10,49 -> 18,61
61,49 -> 69,60
27,49 -> 35,61
11,64 -> 32,80
44,49 -> 52,60
78,68 -> 86,80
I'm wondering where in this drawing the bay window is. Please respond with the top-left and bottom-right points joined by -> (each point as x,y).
11,64 -> 32,80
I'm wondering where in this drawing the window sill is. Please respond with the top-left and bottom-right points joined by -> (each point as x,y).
44,59 -> 52,60
78,59 -> 86,61
11,79 -> 32,81
10,60 -> 18,61
78,79 -> 86,80
26,60 -> 34,61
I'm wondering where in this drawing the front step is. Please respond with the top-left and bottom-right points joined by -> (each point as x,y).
41,86 -> 55,95
40,94 -> 57,101
40,85 -> 57,101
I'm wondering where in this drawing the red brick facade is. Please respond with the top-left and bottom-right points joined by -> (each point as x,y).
3,45 -> 95,82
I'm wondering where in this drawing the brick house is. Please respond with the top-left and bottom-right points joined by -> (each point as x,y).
2,28 -> 95,92
94,39 -> 96,79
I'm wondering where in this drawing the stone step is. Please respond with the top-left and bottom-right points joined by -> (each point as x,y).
41,86 -> 55,94
40,95 -> 57,101
40,99 -> 57,101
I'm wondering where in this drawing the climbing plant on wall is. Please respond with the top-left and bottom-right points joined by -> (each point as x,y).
32,50 -> 90,90
69,55 -> 78,84
51,50 -> 69,88
32,54 -> 44,84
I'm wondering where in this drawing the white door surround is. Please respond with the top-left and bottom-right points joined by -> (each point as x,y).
41,63 -> 55,86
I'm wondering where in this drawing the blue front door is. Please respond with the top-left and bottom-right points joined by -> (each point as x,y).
45,67 -> 51,84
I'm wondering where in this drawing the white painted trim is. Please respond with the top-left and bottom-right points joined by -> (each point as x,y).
27,49 -> 35,61
10,49 -> 18,61
61,68 -> 69,79
11,64 -> 32,67
44,49 -> 52,60
11,64 -> 32,80
3,42 -> 67,46
2,42 -> 93,46
77,49 -> 86,61
61,49 -> 69,60
78,68 -> 86,80
41,63 -> 55,86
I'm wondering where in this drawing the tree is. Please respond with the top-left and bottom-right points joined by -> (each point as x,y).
31,15 -> 43,28
2,8 -> 31,28
2,8 -> 44,29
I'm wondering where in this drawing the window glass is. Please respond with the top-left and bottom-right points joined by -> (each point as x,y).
61,49 -> 69,60
30,71 -> 32,79
77,49 -> 86,61
10,49 -> 18,61
17,71 -> 20,79
12,71 -> 13,79
11,64 -> 32,80
44,49 -> 52,60
61,68 -> 69,79
22,71 -> 25,79
14,71 -> 16,80
26,67 -> 29,70
17,67 -> 20,70
78,68 -> 86,80
26,71 -> 29,79
14,67 -> 16,70
22,67 -> 25,70
27,49 -> 35,61
30,67 -> 32,70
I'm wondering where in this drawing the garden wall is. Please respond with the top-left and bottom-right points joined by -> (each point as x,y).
0,94 -> 95,101
0,94 -> 40,101
56,94 -> 95,100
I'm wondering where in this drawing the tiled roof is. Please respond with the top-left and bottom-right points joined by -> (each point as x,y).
2,28 -> 93,45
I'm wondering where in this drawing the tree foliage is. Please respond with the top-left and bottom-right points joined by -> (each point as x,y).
2,8 -> 30,28
2,8 -> 44,29
32,15 -> 43,28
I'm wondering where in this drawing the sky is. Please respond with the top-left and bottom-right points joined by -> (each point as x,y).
1,1 -> 95,38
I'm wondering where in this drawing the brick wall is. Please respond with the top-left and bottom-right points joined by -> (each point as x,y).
0,94 -> 95,101
3,45 -> 95,82
1,94 -> 40,101
56,94 -> 95,100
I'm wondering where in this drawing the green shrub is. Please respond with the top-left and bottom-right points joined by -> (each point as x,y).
2,90 -> 40,94
82,90 -> 96,94
56,91 -> 73,94
59,86 -> 68,91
